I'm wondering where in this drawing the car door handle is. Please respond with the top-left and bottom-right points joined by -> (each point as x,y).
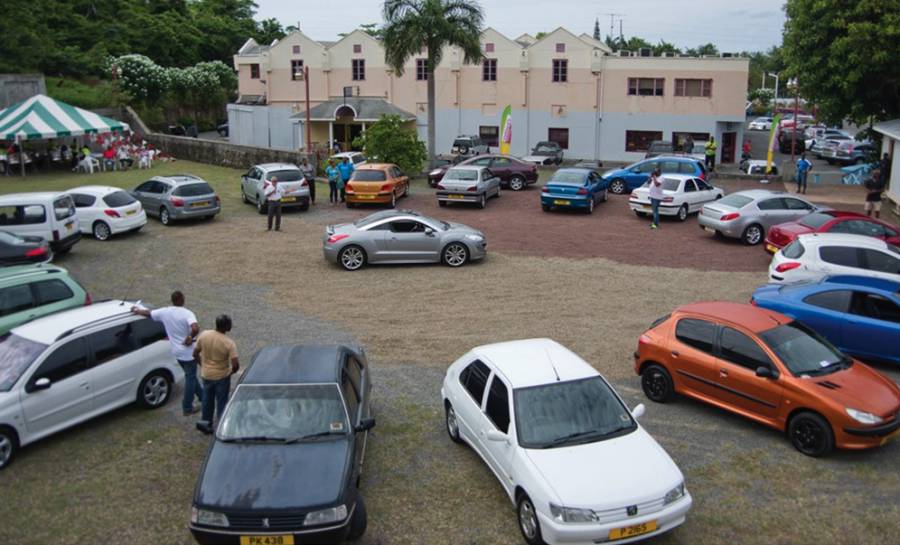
719,368 -> 728,377
671,351 -> 680,358
79,382 -> 89,388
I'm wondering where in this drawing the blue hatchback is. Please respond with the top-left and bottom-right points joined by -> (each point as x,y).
603,156 -> 706,195
540,168 -> 608,214
751,275 -> 900,365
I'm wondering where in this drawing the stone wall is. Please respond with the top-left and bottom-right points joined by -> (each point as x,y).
0,74 -> 45,109
144,133 -> 315,171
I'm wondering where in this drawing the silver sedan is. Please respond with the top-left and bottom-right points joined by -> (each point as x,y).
323,210 -> 487,271
698,189 -> 822,245
435,165 -> 501,209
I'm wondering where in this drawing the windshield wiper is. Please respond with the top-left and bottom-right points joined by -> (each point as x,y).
220,436 -> 288,443
541,430 -> 603,448
284,431 -> 345,444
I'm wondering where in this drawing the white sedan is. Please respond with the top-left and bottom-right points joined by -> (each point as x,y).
629,174 -> 724,221
748,117 -> 773,131
441,338 -> 691,545
769,233 -> 900,284
66,185 -> 147,240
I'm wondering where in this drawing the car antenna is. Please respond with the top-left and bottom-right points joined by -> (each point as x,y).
119,276 -> 138,306
545,348 -> 561,382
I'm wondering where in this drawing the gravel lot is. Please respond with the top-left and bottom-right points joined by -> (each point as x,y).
0,162 -> 897,545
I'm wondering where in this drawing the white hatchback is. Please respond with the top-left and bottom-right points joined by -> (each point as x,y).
769,233 -> 900,284
67,186 -> 147,240
441,339 -> 691,545
0,300 -> 183,469
629,174 -> 724,221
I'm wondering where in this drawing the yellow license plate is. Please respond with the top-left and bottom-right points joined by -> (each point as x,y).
126,210 -> 137,216
553,199 -> 571,205
191,201 -> 209,208
239,536 -> 294,545
357,195 -> 376,199
641,206 -> 652,212
609,520 -> 657,541
281,197 -> 296,203
704,226 -> 716,234
766,244 -> 778,253
448,194 -> 465,199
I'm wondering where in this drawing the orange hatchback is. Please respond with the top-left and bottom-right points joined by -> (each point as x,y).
345,163 -> 410,208
634,301 -> 900,457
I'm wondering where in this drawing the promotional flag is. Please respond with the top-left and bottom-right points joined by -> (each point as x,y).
500,105 -> 512,155
766,114 -> 781,174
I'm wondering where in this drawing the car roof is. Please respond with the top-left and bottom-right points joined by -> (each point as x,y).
11,300 -> 134,345
731,189 -> 785,199
818,210 -> 867,219
0,263 -> 66,282
822,275 -> 900,293
675,301 -> 791,333
471,338 -> 598,389
67,185 -> 126,196
152,174 -> 205,185
553,167 -> 592,175
0,192 -> 65,202
243,345 -> 349,384
796,232 -> 892,248
641,155 -> 698,163
331,152 -> 362,158
448,165 -> 484,172
256,163 -> 299,171
659,174 -> 698,181
356,163 -> 396,170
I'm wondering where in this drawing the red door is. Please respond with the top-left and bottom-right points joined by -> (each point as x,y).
721,132 -> 737,163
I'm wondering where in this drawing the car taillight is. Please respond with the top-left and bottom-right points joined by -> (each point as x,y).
699,171 -> 706,180
629,193 -> 638,200
170,197 -> 184,207
775,262 -> 802,273
720,212 -> 740,221
25,247 -> 47,257
327,233 -> 349,244
104,209 -> 121,218
436,184 -> 445,190
466,186 -> 477,192
638,334 -> 652,345
345,183 -> 354,191
84,293 -> 92,306
662,196 -> 674,202
576,187 -> 588,195
750,297 -> 757,306
300,180 -> 309,187
215,195 -> 221,204
541,186 -> 550,193
380,184 -> 392,192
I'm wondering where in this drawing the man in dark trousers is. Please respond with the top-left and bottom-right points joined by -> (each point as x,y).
300,158 -> 316,204
263,176 -> 283,231
194,314 -> 239,434
864,170 -> 886,219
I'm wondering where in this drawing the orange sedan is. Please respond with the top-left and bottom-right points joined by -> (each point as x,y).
634,301 -> 900,457
345,163 -> 410,208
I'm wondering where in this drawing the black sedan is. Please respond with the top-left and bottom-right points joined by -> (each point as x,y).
0,231 -> 52,266
190,345 -> 374,545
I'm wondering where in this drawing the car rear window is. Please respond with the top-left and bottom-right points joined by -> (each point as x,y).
102,191 -> 136,208
265,169 -> 304,182
661,178 -> 681,191
799,212 -> 833,229
352,170 -> 388,182
782,240 -> 805,258
173,183 -> 214,197
549,171 -> 586,184
444,169 -> 479,181
53,196 -> 76,221
718,194 -> 753,208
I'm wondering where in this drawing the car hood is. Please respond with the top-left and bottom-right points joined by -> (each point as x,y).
771,221 -> 814,237
601,168 -> 631,180
446,221 -> 482,236
522,155 -> 553,163
195,439 -> 350,510
524,427 -> 683,509
805,363 -> 900,418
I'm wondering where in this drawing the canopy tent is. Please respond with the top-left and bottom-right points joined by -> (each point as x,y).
0,94 -> 130,175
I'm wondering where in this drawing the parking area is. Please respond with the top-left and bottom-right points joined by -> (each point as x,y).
0,161 -> 897,545
742,119 -> 852,183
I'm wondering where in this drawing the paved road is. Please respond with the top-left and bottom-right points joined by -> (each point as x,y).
743,120 -> 846,184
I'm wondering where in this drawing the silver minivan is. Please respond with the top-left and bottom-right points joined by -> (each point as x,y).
0,193 -> 80,254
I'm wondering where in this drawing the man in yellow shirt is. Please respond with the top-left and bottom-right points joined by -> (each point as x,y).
704,137 -> 718,172
194,315 -> 240,434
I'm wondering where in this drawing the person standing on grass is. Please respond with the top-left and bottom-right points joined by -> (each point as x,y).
325,159 -> 340,205
648,168 -> 664,230
194,314 -> 239,435
263,176 -> 284,231
131,291 -> 203,416
864,170 -> 886,219
337,157 -> 354,203
300,157 -> 316,205
704,137 -> 717,171
796,153 -> 812,194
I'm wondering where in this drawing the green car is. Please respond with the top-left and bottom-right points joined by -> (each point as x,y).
0,264 -> 90,335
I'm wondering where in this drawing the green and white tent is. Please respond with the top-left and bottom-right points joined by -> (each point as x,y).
0,94 -> 129,141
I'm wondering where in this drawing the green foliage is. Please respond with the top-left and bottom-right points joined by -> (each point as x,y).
352,115 -> 427,175
749,88 -> 775,106
783,0 -> 900,124
535,31 -> 549,40
746,47 -> 785,95
684,43 -> 719,57
46,77 -> 124,110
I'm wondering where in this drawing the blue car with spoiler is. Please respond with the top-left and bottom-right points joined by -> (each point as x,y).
540,168 -> 608,214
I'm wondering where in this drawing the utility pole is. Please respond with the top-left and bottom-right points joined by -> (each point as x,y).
601,13 -> 624,45
304,65 -> 311,154
619,19 -> 624,45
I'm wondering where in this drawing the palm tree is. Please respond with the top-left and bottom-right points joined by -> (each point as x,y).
382,0 -> 485,168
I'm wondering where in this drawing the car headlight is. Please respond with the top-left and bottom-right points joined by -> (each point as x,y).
663,482 -> 685,505
465,234 -> 484,242
191,506 -> 230,527
303,504 -> 348,526
845,408 -> 883,425
430,169 -> 442,176
549,503 -> 595,523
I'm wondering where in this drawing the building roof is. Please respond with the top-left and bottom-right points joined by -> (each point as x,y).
874,119 -> 900,140
471,338 -> 598,389
292,97 -> 416,122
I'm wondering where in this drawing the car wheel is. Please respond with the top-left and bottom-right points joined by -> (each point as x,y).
602,188 -> 608,202
0,427 -> 17,470
389,192 -> 397,209
257,196 -> 267,214
403,183 -> 410,197
240,189 -> 248,204
339,245 -> 367,271
610,178 -> 627,194
509,176 -> 526,191
541,204 -> 550,212
92,221 -> 112,241
438,200 -> 447,207
517,493 -> 547,545
443,242 -> 469,267
159,207 -> 172,226
641,364 -> 675,403
677,204 -> 688,222
587,198 -> 594,214
477,194 -> 487,209
788,411 -> 834,457
137,371 -> 172,409
742,224 -> 764,245
495,186 -> 501,198
347,496 -> 368,540
445,402 -> 463,444
635,210 -> 646,217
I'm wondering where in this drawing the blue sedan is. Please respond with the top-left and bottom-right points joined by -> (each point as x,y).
751,275 -> 900,365
603,156 -> 706,194
540,168 -> 608,214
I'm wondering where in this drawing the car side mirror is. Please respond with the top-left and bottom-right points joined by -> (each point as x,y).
486,429 -> 509,443
32,377 -> 51,391
755,366 -> 779,379
355,417 -> 375,432
424,228 -> 435,236
631,403 -> 646,420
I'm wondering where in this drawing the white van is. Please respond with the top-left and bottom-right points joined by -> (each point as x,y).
0,193 -> 81,254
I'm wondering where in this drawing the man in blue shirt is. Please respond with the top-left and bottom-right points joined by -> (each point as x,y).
337,158 -> 354,202
796,153 -> 812,194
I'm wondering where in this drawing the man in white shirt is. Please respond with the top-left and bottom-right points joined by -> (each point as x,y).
264,176 -> 284,231
647,168 -> 664,230
132,291 -> 204,415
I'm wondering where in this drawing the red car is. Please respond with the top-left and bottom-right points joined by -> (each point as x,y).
428,154 -> 538,191
765,210 -> 900,254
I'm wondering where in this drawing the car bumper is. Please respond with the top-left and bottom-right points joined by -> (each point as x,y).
437,191 -> 482,203
537,494 -> 692,545
110,211 -> 148,234
279,195 -> 310,208
542,195 -> 591,208
323,244 -> 341,264
346,193 -> 392,204
628,201 -> 680,215
468,240 -> 488,261
837,413 -> 900,449
698,214 -> 744,238
763,238 -> 785,254
50,231 -> 81,252
172,205 -> 221,220
190,522 -> 350,545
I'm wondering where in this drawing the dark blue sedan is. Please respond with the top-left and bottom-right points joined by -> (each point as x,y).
751,275 -> 900,365
540,168 -> 608,214
602,156 -> 706,194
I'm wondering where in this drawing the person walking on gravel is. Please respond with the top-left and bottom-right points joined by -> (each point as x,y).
264,176 -> 284,231
648,168 -> 664,230
704,137 -> 717,171
300,158 -> 316,205
131,291 -> 203,416
796,153 -> 812,195
325,159 -> 340,205
195,314 -> 239,435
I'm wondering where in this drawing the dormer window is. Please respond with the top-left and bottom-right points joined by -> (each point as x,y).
556,43 -> 566,53
292,45 -> 301,54
485,43 -> 495,53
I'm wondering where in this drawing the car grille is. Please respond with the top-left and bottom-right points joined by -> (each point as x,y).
227,513 -> 306,530
589,497 -> 667,524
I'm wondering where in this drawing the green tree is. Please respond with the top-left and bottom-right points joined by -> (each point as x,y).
382,0 -> 485,168
685,43 -> 719,57
352,115 -> 427,175
256,18 -> 287,45
652,40 -> 681,57
535,31 -> 549,40
783,0 -> 900,124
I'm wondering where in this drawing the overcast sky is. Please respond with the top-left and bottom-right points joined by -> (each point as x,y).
254,0 -> 786,52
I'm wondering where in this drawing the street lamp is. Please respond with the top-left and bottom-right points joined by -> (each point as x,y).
787,77 -> 800,162
767,72 -> 780,105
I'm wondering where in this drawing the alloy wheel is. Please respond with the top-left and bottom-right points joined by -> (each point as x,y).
677,205 -> 688,222
0,434 -> 12,467
143,376 -> 169,406
160,208 -> 170,225
93,222 -> 111,241
444,244 -> 468,267
340,247 -> 365,271
446,406 -> 459,438
744,225 -> 763,245
610,179 -> 626,194
510,177 -> 525,191
518,498 -> 538,540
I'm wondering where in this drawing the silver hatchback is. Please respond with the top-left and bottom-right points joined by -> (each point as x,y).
240,163 -> 311,213
435,166 -> 501,209
131,175 -> 221,226
698,190 -> 821,245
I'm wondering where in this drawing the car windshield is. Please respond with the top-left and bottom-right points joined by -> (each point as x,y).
718,194 -> 753,208
173,183 -> 214,197
444,169 -> 479,181
514,377 -> 636,449
0,334 -> 47,392
799,213 -> 834,229
760,322 -> 849,376
353,210 -> 407,227
53,196 -> 75,220
0,231 -> 26,244
102,191 -> 137,208
549,171 -> 586,184
217,384 -> 349,442
453,139 -> 474,147
351,170 -> 387,182
266,169 -> 304,182
534,143 -> 557,153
